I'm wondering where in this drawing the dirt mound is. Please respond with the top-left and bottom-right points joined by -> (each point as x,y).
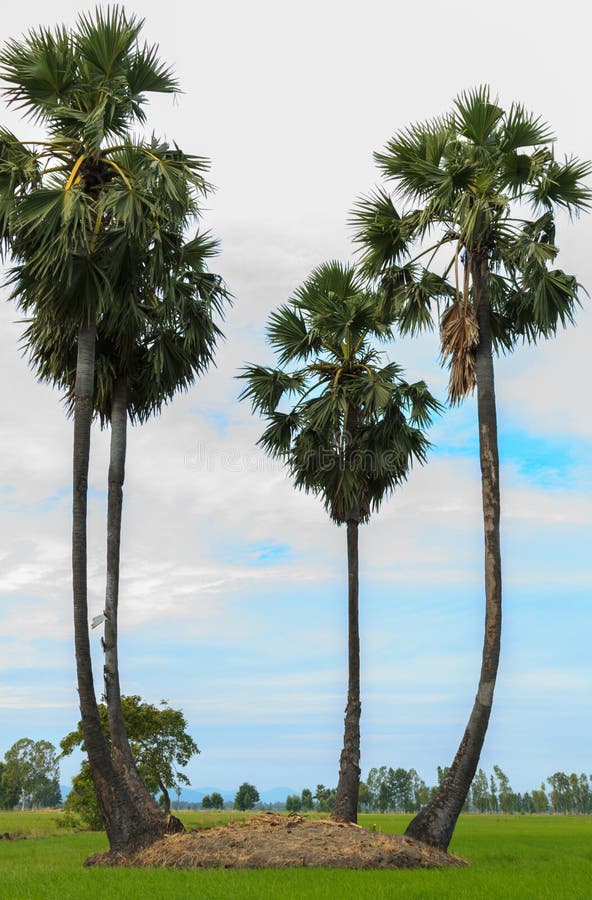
86,813 -> 467,870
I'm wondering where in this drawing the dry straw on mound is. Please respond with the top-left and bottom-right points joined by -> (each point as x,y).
86,813 -> 467,870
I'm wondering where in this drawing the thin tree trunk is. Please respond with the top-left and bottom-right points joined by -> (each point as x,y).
405,253 -> 502,851
332,519 -> 361,823
72,323 -> 159,851
103,377 -> 181,834
158,780 -> 171,815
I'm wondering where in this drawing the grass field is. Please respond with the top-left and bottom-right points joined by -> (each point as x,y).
1,810 -> 590,898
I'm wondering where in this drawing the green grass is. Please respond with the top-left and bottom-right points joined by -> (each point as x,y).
0,811 -> 590,898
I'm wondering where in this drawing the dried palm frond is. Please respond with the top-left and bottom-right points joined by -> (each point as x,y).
440,300 -> 479,404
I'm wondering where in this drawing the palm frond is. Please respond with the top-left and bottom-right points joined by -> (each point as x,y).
350,190 -> 417,275
500,102 -> 555,151
453,85 -> 504,145
267,304 -> 319,365
530,157 -> 592,213
238,365 -> 307,414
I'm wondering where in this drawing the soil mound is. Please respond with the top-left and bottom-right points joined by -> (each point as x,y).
86,812 -> 467,870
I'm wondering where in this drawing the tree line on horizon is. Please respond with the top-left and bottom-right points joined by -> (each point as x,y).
0,5 -> 590,858
4,735 -> 590,821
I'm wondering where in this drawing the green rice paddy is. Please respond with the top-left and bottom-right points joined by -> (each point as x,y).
1,810 -> 590,898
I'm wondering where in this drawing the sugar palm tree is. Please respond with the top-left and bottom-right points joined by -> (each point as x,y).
353,86 -> 591,849
240,261 -> 440,823
23,229 -> 226,831
0,7 -> 211,849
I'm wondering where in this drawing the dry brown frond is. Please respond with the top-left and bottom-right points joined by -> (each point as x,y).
440,301 -> 479,405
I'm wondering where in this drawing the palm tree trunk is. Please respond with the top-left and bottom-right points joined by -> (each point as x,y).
404,252 -> 502,850
72,323 -> 160,852
332,519 -> 361,823
103,376 -> 174,833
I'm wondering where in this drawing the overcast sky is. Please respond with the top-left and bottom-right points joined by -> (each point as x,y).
1,0 -> 590,798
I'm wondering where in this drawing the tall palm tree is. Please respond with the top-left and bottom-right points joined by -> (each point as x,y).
353,86 -> 591,849
23,230 -> 227,831
0,7 -> 211,849
240,261 -> 440,823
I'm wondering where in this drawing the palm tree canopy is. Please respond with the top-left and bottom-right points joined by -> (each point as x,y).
0,6 -> 209,326
239,261 -> 441,524
21,229 -> 228,426
0,7 -> 178,146
352,86 -> 591,402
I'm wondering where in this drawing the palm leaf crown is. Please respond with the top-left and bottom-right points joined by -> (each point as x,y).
240,261 -> 441,524
352,86 -> 592,403
21,229 -> 228,426
0,6 -> 210,327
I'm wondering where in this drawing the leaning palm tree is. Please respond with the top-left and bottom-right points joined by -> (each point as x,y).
240,261 -> 440,823
0,7 -> 211,849
23,229 -> 227,830
353,86 -> 591,849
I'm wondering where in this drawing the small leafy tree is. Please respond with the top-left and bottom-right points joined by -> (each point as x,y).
0,762 -> 20,809
209,791 -> 224,810
358,781 -> 374,811
301,788 -> 313,811
378,782 -> 389,813
314,784 -> 336,813
62,762 -> 104,830
286,793 -> 302,812
493,765 -> 518,814
61,696 -> 199,825
233,783 -> 259,811
532,784 -> 549,813
471,768 -> 490,813
2,739 -> 60,810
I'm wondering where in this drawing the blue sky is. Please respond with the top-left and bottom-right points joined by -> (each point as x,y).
1,0 -> 591,800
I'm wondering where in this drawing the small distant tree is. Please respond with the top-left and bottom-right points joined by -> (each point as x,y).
547,772 -> 573,813
314,784 -> 336,813
201,794 -> 212,809
494,765 -> 517,814
471,768 -> 490,813
389,767 -> 413,812
532,784 -> 549,813
409,770 -> 429,812
378,782 -> 389,813
62,762 -> 103,829
301,788 -> 313,811
358,781 -> 374,812
286,793 -> 302,812
233,783 -> 259,811
33,777 -> 62,809
489,775 -> 499,813
0,762 -> 20,809
521,792 -> 534,814
210,791 -> 224,810
3,739 -> 60,810
0,763 -> 13,809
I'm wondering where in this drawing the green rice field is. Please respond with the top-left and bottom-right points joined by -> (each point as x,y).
1,810 -> 590,898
